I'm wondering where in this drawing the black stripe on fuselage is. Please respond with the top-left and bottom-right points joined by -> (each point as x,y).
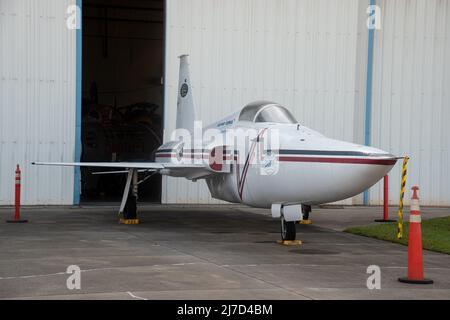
156,149 -> 206,154
272,150 -> 378,157
156,148 -> 387,158
156,148 -> 239,154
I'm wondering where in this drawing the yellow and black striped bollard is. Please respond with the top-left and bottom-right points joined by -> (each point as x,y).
397,156 -> 409,239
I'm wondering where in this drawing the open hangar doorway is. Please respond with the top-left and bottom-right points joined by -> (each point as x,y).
81,0 -> 164,203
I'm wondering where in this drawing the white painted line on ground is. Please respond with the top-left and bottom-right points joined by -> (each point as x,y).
2,263 -> 448,281
0,263 -> 206,280
126,291 -> 148,300
0,271 -> 66,280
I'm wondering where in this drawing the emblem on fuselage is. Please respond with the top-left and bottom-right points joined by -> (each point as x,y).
260,151 -> 278,176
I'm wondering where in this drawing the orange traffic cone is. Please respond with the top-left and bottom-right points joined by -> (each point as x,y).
6,165 -> 28,223
398,186 -> 433,284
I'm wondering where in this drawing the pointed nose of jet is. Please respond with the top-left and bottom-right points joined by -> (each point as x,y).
327,138 -> 397,162
319,141 -> 398,203
340,144 -> 398,199
357,145 -> 396,160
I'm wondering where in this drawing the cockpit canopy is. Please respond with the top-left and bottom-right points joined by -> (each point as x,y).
238,101 -> 298,124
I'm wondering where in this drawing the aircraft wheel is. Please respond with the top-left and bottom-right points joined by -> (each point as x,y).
302,204 -> 311,220
281,217 -> 296,241
124,195 -> 137,220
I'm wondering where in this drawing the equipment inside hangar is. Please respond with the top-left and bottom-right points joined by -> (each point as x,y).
81,0 -> 164,202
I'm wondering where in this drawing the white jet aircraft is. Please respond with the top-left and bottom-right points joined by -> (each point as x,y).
33,55 -> 397,241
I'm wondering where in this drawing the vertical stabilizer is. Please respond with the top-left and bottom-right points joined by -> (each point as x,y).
176,54 -> 196,133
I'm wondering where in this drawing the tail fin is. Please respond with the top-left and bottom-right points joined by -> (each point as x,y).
176,54 -> 196,133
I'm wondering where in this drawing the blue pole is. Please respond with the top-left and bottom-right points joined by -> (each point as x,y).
363,0 -> 375,206
74,0 -> 82,205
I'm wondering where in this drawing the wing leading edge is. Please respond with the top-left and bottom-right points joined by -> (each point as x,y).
32,161 -> 164,169
31,161 -> 218,180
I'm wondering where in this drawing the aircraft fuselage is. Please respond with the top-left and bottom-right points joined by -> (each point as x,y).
156,111 -> 396,208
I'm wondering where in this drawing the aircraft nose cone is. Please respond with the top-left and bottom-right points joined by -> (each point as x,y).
350,144 -> 397,163
324,143 -> 398,202
351,145 -> 397,193
357,145 -> 393,157
326,152 -> 397,203
355,145 -> 398,167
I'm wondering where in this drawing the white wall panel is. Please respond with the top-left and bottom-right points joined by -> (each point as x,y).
370,0 -> 450,205
0,0 -> 77,205
2,0 -> 447,206
163,0 -> 369,204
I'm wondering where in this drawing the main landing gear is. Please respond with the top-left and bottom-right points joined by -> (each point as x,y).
119,168 -> 157,224
119,169 -> 139,224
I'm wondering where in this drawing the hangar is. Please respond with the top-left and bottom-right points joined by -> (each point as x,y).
0,0 -> 449,206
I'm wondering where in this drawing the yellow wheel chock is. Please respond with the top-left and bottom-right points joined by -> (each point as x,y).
277,240 -> 302,246
119,218 -> 140,225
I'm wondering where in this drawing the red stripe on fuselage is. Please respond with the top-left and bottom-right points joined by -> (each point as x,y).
155,153 -> 232,160
155,153 -> 173,158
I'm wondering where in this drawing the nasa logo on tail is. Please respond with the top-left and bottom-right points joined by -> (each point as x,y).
180,81 -> 188,97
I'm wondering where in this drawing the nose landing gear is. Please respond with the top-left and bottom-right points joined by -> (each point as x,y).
281,216 -> 296,241
271,203 -> 303,245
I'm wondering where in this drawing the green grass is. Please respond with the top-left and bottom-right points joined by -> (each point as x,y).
344,216 -> 450,255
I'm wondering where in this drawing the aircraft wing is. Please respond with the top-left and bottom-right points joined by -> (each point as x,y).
32,161 -> 207,169
31,161 -> 221,180
32,161 -> 165,169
